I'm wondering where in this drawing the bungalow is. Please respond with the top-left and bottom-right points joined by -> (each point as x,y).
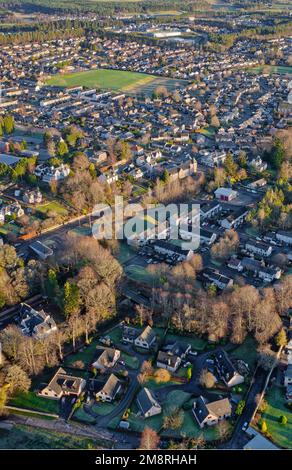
134,326 -> 156,350
214,349 -> 244,388
137,387 -> 162,418
193,395 -> 232,428
95,374 -> 121,402
38,367 -> 86,400
245,241 -> 272,258
92,347 -> 121,370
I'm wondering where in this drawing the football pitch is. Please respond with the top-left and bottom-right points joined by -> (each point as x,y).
46,68 -> 188,95
46,68 -> 156,92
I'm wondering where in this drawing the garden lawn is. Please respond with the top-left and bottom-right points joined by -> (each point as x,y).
121,352 -> 139,369
91,401 -> 116,416
73,405 -> 96,424
103,325 -> 123,345
230,336 -> 258,370
9,391 -> 59,415
128,401 -> 163,432
125,264 -> 159,285
63,339 -> 99,368
164,331 -> 207,352
47,69 -> 156,92
36,201 -> 68,216
261,385 -> 292,449
162,391 -> 220,440
115,241 -> 136,264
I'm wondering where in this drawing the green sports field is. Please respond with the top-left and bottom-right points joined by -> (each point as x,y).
46,69 -> 156,92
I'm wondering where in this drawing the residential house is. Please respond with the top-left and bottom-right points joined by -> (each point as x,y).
214,349 -> 244,388
0,200 -> 24,222
22,188 -> 42,204
220,208 -> 248,230
134,326 -> 156,350
276,231 -> 292,246
19,303 -> 57,340
245,241 -> 272,257
92,347 -> 121,370
248,156 -> 267,172
152,239 -> 194,262
284,364 -> 292,387
122,326 -> 140,344
193,395 -> 232,428
95,374 -> 121,402
137,387 -> 162,418
35,163 -> 70,183
202,268 -> 233,291
241,257 -> 281,282
38,367 -> 86,400
200,201 -> 222,220
157,341 -> 191,372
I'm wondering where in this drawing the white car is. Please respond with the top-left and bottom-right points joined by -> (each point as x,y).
242,422 -> 249,431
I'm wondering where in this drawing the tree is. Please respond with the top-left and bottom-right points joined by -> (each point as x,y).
199,369 -> 216,388
63,282 -> 81,318
216,420 -> 231,441
235,400 -> 245,416
224,153 -> 238,178
5,365 -> 31,394
280,415 -> 287,425
3,115 -> 14,134
211,229 -> 239,260
261,420 -> 268,433
139,427 -> 160,450
45,269 -> 59,301
57,140 -> 69,157
255,395 -> 268,413
275,328 -> 287,348
269,138 -> 285,170
257,347 -> 277,371
0,384 -> 10,415
163,407 -> 184,430
154,368 -> 171,384
186,365 -> 192,381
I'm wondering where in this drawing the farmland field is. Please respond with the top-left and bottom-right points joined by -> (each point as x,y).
46,69 -> 188,96
0,424 -> 97,449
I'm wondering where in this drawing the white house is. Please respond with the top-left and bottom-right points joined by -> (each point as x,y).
193,396 -> 232,428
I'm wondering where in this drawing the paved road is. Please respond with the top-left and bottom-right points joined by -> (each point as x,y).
225,366 -> 267,449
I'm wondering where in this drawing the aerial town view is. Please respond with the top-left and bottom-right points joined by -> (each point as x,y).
0,0 -> 291,460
